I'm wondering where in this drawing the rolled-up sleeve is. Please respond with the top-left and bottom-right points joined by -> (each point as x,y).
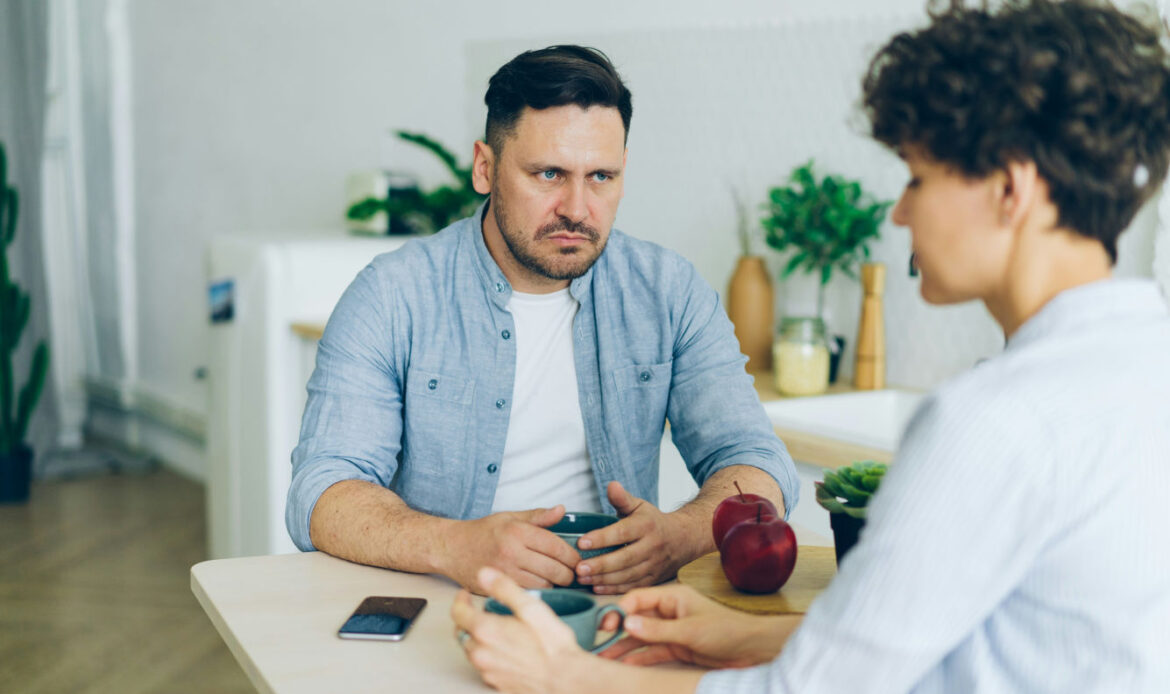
285,264 -> 405,550
665,260 -> 799,517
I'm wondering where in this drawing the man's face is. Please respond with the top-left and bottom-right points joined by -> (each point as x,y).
473,105 -> 627,292
891,147 -> 1013,305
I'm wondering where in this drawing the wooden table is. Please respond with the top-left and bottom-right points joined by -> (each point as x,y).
192,528 -> 831,693
192,552 -> 495,693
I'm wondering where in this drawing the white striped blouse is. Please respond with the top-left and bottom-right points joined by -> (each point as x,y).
699,278 -> 1170,694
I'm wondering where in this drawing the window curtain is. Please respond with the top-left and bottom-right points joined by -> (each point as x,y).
0,0 -> 55,468
1158,0 -> 1170,297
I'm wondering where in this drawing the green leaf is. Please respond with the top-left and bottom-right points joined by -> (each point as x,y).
346,197 -> 386,221
3,188 -> 17,246
814,483 -> 848,514
821,472 -> 847,499
836,482 -> 870,506
860,474 -> 883,492
839,505 -> 868,519
396,131 -> 468,188
781,253 -> 806,277
14,342 -> 47,445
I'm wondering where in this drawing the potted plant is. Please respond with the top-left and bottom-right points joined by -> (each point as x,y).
347,131 -> 485,235
814,460 -> 887,564
762,161 -> 891,389
0,141 -> 49,504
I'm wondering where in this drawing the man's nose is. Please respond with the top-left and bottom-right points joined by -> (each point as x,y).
556,179 -> 589,223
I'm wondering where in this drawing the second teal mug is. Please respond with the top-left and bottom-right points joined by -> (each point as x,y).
484,588 -> 625,653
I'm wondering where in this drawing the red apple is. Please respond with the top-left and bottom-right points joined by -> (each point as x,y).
712,482 -> 778,549
719,511 -> 798,594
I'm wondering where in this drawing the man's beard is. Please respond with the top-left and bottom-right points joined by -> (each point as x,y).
492,199 -> 607,281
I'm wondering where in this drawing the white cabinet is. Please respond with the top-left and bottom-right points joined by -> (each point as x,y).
206,233 -> 411,559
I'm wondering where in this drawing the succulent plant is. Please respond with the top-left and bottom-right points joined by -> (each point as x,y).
815,460 -> 888,519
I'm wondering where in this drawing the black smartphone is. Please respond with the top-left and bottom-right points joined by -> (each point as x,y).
337,596 -> 427,641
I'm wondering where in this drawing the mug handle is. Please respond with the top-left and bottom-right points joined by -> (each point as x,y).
590,605 -> 626,654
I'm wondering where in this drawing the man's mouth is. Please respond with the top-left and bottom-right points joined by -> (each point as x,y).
535,220 -> 599,244
546,232 -> 591,245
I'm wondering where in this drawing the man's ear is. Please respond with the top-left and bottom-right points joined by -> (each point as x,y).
997,160 -> 1039,229
472,141 -> 494,195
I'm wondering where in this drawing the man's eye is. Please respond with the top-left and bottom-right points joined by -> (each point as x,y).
906,177 -> 921,190
540,170 -> 558,181
592,172 -> 610,183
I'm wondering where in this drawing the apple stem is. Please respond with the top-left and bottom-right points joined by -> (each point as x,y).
734,481 -> 745,502
756,505 -> 761,524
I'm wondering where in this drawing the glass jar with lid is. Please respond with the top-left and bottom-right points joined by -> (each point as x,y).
773,317 -> 830,396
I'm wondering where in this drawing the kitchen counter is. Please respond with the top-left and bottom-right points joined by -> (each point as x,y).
749,370 -> 897,468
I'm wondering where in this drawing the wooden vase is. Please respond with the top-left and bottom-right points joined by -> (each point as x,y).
726,256 -> 774,371
854,262 -> 886,390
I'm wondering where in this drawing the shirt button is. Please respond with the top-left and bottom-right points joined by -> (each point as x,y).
495,399 -> 506,409
501,329 -> 511,340
487,463 -> 498,474
495,282 -> 505,293
427,378 -> 438,390
639,370 -> 652,382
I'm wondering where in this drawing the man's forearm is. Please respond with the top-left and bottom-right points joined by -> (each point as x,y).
309,479 -> 459,575
669,465 -> 786,558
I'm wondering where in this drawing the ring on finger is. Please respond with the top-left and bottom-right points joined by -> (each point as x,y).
457,629 -> 471,647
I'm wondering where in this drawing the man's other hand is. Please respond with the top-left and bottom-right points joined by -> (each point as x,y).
573,482 -> 692,594
447,506 -> 581,593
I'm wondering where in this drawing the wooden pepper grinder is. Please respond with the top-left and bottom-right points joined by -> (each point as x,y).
854,262 -> 886,389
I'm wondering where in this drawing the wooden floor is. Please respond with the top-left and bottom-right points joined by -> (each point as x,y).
0,466 -> 254,693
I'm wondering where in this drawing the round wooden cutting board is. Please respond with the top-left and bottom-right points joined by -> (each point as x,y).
677,545 -> 837,615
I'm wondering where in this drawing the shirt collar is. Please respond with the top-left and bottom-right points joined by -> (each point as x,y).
468,197 -> 597,307
1006,278 -> 1170,351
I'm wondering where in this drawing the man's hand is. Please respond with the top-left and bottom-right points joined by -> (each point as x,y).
574,482 -> 696,594
443,506 -> 581,593
599,584 -> 794,669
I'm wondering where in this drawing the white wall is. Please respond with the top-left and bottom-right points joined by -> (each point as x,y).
103,0 -> 1164,479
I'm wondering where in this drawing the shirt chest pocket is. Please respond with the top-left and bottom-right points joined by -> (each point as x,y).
611,361 -> 672,465
399,368 -> 476,507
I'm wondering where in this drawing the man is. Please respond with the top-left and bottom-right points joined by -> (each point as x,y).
454,2 -> 1170,692
286,45 -> 798,594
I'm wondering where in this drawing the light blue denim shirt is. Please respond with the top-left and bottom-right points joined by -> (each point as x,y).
286,203 -> 798,551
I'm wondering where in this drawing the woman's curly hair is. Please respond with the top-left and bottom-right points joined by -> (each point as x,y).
863,0 -> 1170,261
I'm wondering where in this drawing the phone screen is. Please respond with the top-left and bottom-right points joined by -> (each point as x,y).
338,596 -> 427,641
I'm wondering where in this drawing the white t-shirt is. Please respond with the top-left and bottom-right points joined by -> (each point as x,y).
489,288 -> 601,514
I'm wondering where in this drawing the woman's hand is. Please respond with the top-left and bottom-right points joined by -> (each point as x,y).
600,584 -> 797,669
452,566 -> 589,694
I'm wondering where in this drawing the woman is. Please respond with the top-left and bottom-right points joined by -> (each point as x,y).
452,1 -> 1170,692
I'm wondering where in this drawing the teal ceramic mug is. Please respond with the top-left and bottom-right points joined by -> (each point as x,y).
484,589 -> 625,653
549,512 -> 622,589
549,512 -> 621,561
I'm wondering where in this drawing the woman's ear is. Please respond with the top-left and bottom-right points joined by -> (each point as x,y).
997,160 -> 1039,229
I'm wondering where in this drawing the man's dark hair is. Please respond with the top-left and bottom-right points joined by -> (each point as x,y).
484,45 -> 633,156
862,0 -> 1170,262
